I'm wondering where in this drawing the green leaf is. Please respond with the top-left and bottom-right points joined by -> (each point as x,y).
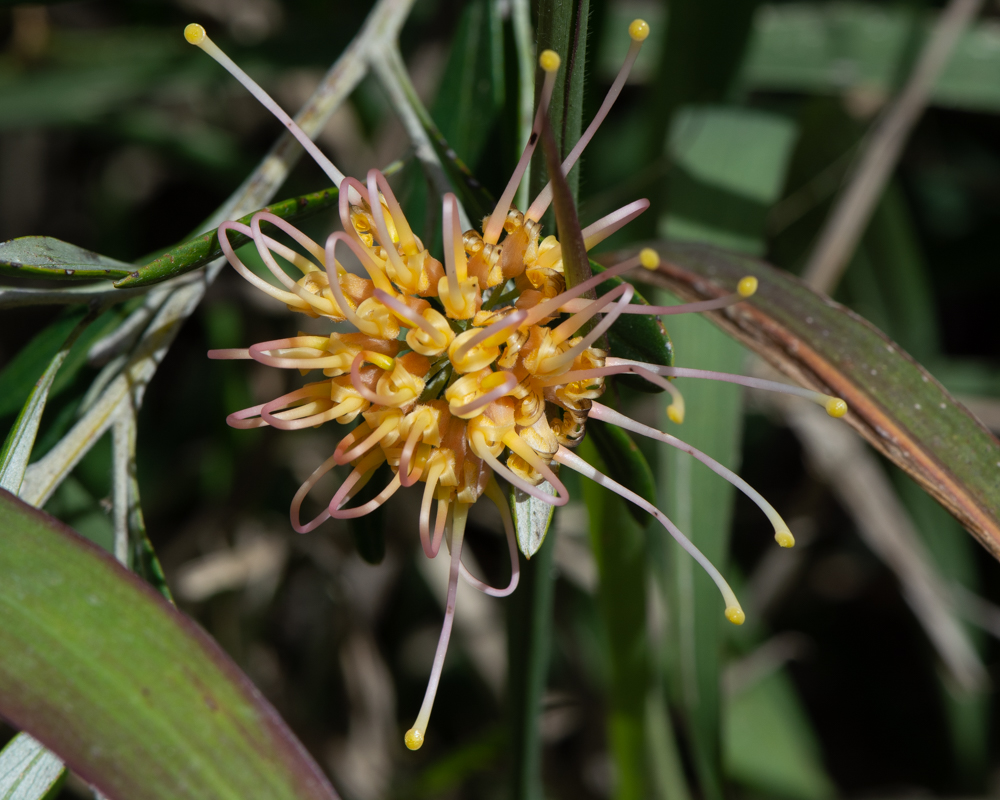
432,0 -> 505,168
510,482 -> 556,559
579,436 -> 652,800
663,107 -> 799,257
638,243 -> 1000,559
114,186 -> 341,288
0,311 -> 86,418
0,307 -> 129,420
0,238 -> 133,280
0,733 -> 66,800
0,489 -> 339,800
655,308 -> 745,800
530,0 -> 591,206
586,419 -> 656,527
0,312 -> 95,495
743,3 -> 1000,114
724,669 -> 836,800
655,103 -> 799,800
508,5 -> 591,798
505,528 -> 557,800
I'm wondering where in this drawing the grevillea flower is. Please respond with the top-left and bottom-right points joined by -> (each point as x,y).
186,20 -> 848,750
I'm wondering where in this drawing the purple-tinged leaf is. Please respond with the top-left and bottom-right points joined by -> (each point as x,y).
625,242 -> 1000,559
0,488 -> 340,800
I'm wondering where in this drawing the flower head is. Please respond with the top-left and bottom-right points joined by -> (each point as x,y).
189,21 -> 848,749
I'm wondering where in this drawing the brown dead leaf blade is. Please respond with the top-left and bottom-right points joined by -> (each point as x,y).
617,242 -> 1000,559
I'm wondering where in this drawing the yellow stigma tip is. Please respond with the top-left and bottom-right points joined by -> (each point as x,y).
737,276 -> 758,298
629,19 -> 650,41
775,530 -> 795,548
404,728 -> 424,751
725,607 -> 745,626
825,398 -> 848,418
639,248 -> 659,270
667,404 -> 684,425
184,23 -> 206,45
539,49 -> 561,73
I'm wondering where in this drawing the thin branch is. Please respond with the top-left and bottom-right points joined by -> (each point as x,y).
0,281 -> 161,309
952,583 -> 1000,641
802,0 -> 983,293
111,406 -> 133,566
371,44 -> 472,231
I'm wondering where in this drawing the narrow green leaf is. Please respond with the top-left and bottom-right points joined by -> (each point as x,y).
0,489 -> 339,800
506,529 -> 557,800
724,669 -> 836,800
510,482 -> 556,559
119,417 -> 173,603
645,689 -> 693,800
0,311 -> 86,418
656,309 -> 744,800
0,312 -> 95,495
655,103 -> 799,800
128,495 -> 173,603
508,5 -> 590,797
530,0 -> 590,205
579,436 -> 652,800
114,186 -> 340,289
0,306 -> 129,419
432,0 -> 506,167
0,238 -> 132,280
0,733 -> 66,800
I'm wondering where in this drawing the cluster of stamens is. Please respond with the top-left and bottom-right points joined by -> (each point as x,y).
188,17 -> 848,751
